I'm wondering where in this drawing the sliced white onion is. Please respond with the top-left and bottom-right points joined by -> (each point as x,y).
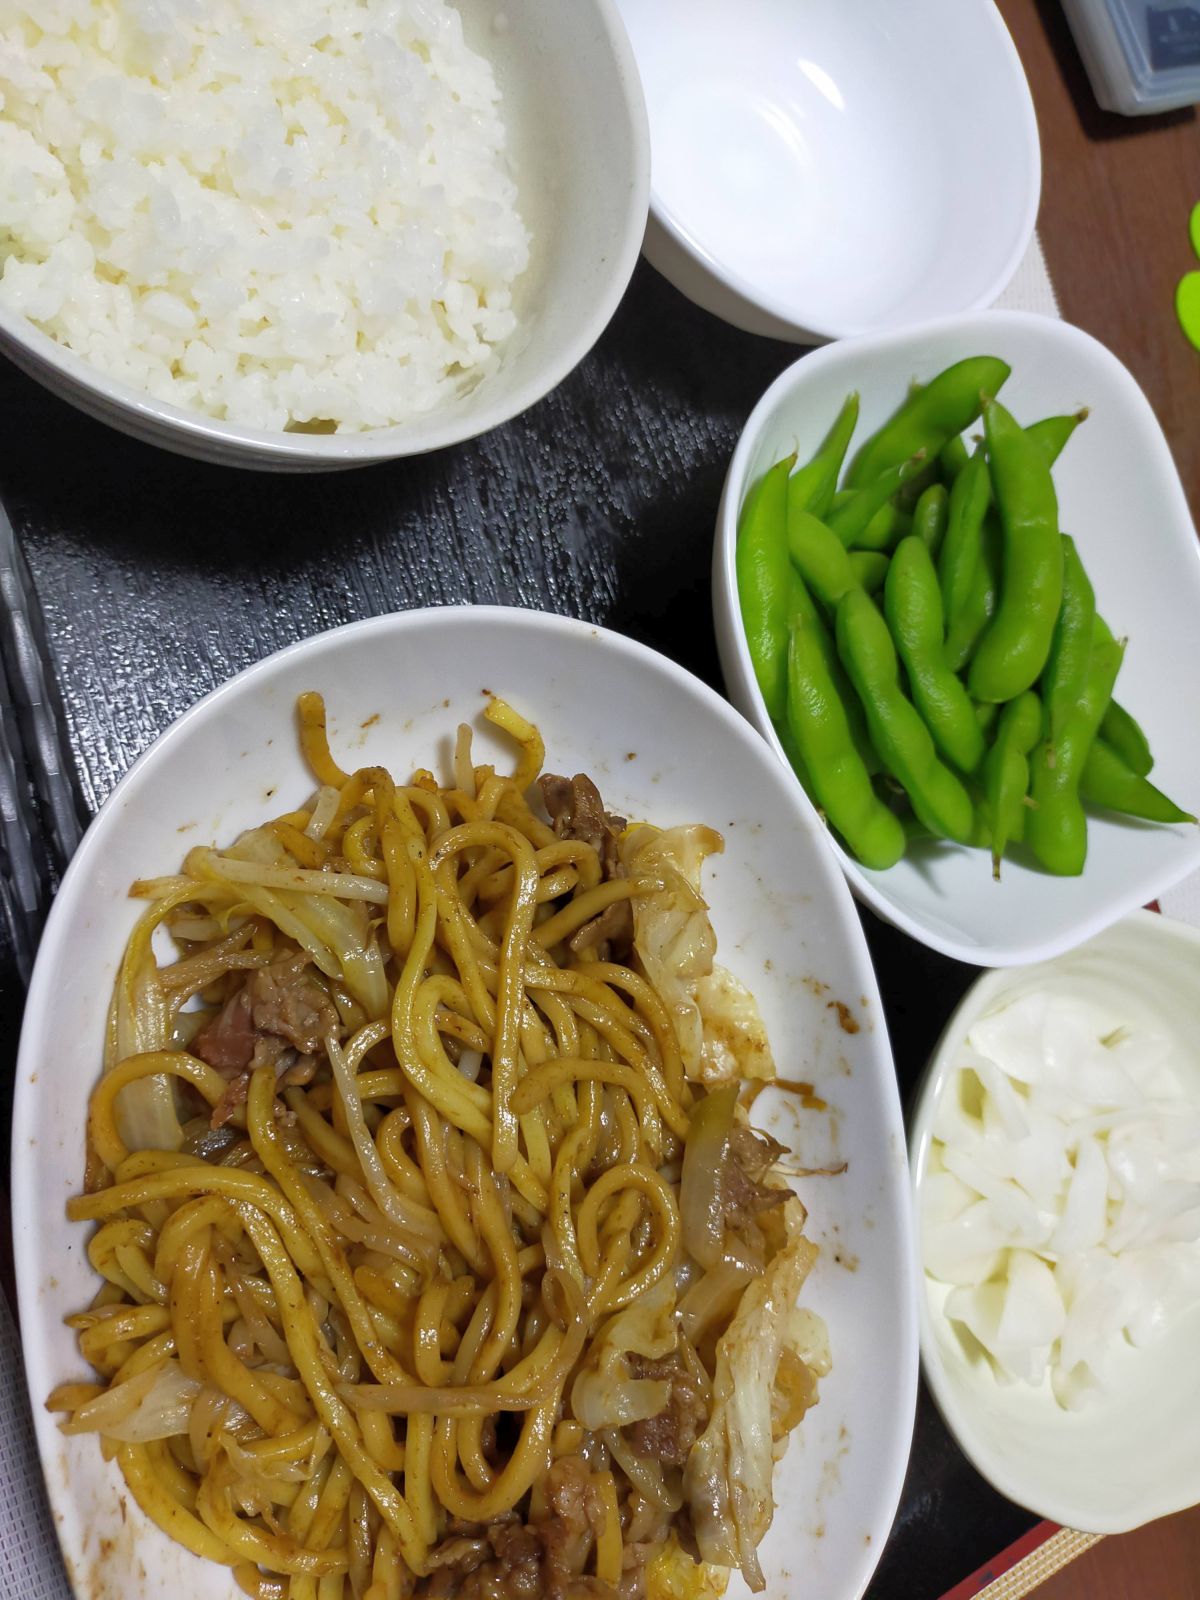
923,989 -> 1200,1409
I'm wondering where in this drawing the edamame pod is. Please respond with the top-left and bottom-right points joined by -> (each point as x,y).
787,392 -> 861,523
736,452 -> 796,720
786,620 -> 906,870
787,509 -> 857,609
1090,616 -> 1155,776
1100,699 -> 1154,777
912,483 -> 950,559
1027,629 -> 1124,876
884,537 -> 985,774
1080,738 -> 1193,823
969,397 -> 1065,704
939,447 -> 992,672
789,569 -> 879,774
938,434 -> 971,482
848,551 -> 889,594
1042,534 -> 1095,754
828,453 -> 926,548
845,355 -> 1011,488
982,691 -> 1042,879
1025,408 -> 1089,465
835,589 -> 975,843
852,503 -> 912,553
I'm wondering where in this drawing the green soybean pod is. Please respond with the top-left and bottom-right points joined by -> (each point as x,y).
884,537 -> 985,774
736,452 -> 796,720
787,392 -> 861,523
1100,699 -> 1154,777
1080,739 -> 1195,824
774,713 -> 816,799
946,417 -> 1084,684
845,355 -> 1012,488
1041,534 -> 1096,755
848,551 -> 889,594
1027,629 -> 1124,876
938,434 -> 971,482
1025,407 -> 1089,464
1089,614 -> 1155,776
939,447 -> 992,672
969,397 -> 1065,704
787,509 -> 858,609
852,502 -> 912,553
827,453 -> 926,548
895,456 -> 944,513
786,620 -> 906,870
913,483 -> 950,559
789,569 -> 879,774
982,691 -> 1043,879
835,588 -> 975,843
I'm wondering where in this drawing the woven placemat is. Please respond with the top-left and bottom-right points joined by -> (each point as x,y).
972,1528 -> 1103,1598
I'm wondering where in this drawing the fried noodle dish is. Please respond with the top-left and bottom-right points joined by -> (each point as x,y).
51,694 -> 829,1600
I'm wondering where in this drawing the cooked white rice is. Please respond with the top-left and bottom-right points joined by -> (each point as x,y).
0,0 -> 530,432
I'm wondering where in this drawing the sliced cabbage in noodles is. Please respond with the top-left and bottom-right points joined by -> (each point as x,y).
109,891 -> 192,1158
694,966 -> 776,1086
571,1275 -> 676,1431
620,824 -> 723,1077
60,1359 -> 202,1442
646,1533 -> 731,1600
683,1200 -> 819,1592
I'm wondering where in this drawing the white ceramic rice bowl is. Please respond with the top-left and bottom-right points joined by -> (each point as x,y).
0,1 -> 649,470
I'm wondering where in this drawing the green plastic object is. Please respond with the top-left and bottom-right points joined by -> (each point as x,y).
1178,202 -> 1200,353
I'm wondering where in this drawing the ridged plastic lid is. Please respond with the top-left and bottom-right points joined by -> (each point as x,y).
1102,0 -> 1200,104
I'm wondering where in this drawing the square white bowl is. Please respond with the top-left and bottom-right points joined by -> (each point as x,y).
713,310 -> 1200,966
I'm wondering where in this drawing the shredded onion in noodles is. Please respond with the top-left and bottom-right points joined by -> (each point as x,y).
54,694 -> 828,1598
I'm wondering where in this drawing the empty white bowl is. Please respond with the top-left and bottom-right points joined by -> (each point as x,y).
910,911 -> 1200,1532
0,0 -> 648,470
713,309 -> 1200,966
616,0 -> 1040,342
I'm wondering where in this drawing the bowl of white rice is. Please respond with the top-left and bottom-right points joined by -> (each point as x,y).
0,0 -> 649,470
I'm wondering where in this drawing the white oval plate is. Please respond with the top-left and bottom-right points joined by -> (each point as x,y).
13,606 -> 916,1600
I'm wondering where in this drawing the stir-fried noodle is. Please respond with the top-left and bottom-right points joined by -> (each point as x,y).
51,694 -> 829,1599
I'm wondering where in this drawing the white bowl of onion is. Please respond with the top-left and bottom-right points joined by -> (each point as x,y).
910,910 -> 1200,1533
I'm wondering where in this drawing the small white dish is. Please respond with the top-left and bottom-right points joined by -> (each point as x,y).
13,605 -> 917,1600
713,309 -> 1200,967
909,910 -> 1200,1533
615,0 -> 1040,341
0,0 -> 648,471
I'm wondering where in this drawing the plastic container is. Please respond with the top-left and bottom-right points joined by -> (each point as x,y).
1062,0 -> 1200,115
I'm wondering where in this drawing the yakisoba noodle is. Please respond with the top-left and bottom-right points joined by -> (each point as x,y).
51,693 -> 830,1599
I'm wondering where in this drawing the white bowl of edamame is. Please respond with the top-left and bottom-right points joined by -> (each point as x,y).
713,309 -> 1200,967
